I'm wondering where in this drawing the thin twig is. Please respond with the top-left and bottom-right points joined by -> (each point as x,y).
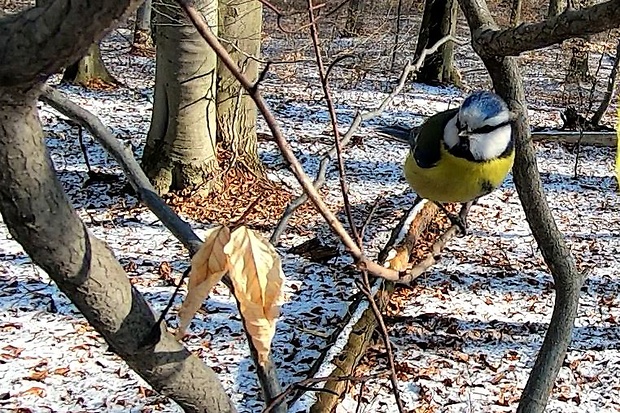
263,372 -> 390,413
307,0 -> 361,245
270,35 -> 464,244
178,0 -> 400,282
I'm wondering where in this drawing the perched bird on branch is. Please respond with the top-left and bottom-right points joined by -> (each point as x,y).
377,91 -> 515,233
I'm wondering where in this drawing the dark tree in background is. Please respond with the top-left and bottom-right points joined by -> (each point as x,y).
62,43 -> 117,87
415,0 -> 460,85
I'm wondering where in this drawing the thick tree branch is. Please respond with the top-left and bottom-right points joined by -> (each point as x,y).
40,85 -> 285,412
458,1 -> 585,412
473,0 -> 620,56
0,0 -> 142,87
40,85 -> 203,255
0,85 -> 235,413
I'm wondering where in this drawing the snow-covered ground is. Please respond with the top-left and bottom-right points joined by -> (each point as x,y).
1,25 -> 619,413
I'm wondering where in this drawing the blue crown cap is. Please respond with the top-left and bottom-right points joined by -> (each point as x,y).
461,91 -> 508,120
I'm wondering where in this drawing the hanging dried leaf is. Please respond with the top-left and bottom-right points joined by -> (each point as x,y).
176,225 -> 231,339
223,226 -> 284,365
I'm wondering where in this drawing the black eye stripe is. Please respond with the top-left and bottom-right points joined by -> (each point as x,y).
472,120 -> 511,134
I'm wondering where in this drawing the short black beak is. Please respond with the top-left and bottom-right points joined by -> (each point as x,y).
457,135 -> 469,151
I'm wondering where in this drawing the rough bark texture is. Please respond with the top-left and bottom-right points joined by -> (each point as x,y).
414,0 -> 460,85
216,0 -> 264,174
0,86 -> 235,413
457,0 -> 585,412
0,0 -> 142,87
142,0 -> 220,195
62,43 -> 117,86
473,0 -> 620,56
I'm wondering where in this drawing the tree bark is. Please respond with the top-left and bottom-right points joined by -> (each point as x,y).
548,0 -> 566,17
62,42 -> 117,87
414,0 -> 460,85
0,85 -> 235,413
132,0 -> 155,52
510,0 -> 522,25
590,37 -> 620,125
343,0 -> 364,37
142,0 -> 220,195
457,0 -> 585,412
217,0 -> 264,174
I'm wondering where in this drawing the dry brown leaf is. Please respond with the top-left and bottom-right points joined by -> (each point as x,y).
176,225 -> 231,339
224,226 -> 284,366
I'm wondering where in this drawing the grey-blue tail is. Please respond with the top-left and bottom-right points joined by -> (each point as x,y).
374,125 -> 412,144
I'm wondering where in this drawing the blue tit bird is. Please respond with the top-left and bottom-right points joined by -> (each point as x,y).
377,90 -> 515,232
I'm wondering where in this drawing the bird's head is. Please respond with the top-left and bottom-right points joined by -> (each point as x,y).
444,91 -> 514,161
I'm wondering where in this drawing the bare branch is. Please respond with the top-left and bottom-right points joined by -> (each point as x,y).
40,85 -> 284,411
472,0 -> 620,57
177,0 -> 401,282
458,0 -> 585,412
270,35 -> 464,244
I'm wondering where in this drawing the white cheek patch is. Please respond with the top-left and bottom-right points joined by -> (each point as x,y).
469,124 -> 512,161
443,114 -> 460,148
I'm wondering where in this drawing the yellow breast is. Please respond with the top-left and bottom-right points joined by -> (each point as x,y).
404,146 -> 515,203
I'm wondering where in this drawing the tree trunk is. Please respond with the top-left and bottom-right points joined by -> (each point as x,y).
591,38 -> 620,125
0,85 -> 235,413
415,0 -> 460,85
217,0 -> 264,175
142,0 -> 220,195
131,0 -> 154,53
510,0 -> 522,25
547,0 -> 566,16
62,43 -> 117,87
343,0 -> 364,37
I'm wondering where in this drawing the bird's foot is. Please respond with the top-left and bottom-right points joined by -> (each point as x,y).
436,202 -> 472,236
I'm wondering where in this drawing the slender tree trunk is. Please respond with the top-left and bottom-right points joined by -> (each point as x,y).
0,85 -> 235,413
547,0 -> 566,16
343,0 -> 364,37
590,37 -> 620,125
217,0 -> 264,175
510,0 -> 522,25
131,0 -> 154,53
142,0 -> 220,195
62,43 -> 117,87
415,0 -> 460,85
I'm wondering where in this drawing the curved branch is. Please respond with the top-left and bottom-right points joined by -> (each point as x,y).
458,1 -> 584,412
473,0 -> 620,56
0,0 -> 141,87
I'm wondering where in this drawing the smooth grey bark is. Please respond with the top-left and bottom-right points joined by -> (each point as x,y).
0,86 -> 235,413
142,0 -> 219,195
414,0 -> 460,85
217,0 -> 264,174
457,0 -> 591,412
473,0 -> 620,56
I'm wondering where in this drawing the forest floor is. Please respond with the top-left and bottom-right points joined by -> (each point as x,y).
1,12 -> 620,413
